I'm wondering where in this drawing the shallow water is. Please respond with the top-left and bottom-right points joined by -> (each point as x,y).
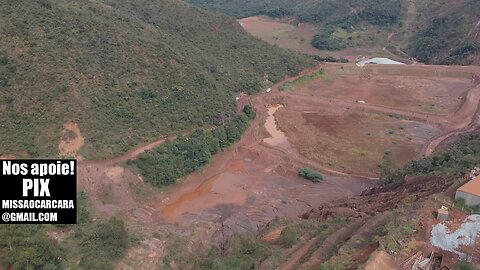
264,104 -> 288,146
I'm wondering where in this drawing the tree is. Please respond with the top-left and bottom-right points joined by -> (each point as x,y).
379,152 -> 405,184
0,225 -> 65,270
79,217 -> 129,269
278,227 -> 298,247
213,127 -> 229,149
242,105 -> 256,120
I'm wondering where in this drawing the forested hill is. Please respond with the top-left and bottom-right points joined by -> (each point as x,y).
186,0 -> 480,65
186,0 -> 403,25
0,0 -> 313,159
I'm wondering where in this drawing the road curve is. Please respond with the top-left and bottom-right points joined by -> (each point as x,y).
79,137 -> 168,166
78,64 -> 480,180
270,63 -> 480,157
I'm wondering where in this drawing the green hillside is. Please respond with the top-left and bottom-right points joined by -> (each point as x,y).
0,0 -> 313,159
186,0 -> 480,65
407,0 -> 480,65
187,0 -> 403,26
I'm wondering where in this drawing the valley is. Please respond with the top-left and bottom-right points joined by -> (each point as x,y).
1,0 -> 480,269
74,63 -> 480,269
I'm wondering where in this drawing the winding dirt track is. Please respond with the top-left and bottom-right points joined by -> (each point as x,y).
268,63 -> 480,158
424,80 -> 480,155
79,138 -> 167,166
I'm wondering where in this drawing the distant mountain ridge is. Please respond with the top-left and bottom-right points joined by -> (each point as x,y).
186,0 -> 480,65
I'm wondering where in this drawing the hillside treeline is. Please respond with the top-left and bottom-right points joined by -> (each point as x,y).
380,131 -> 480,184
131,106 -> 256,187
187,0 -> 479,64
0,193 -> 130,269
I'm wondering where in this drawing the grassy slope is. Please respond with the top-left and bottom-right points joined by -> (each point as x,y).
0,0 -> 313,159
186,0 -> 480,64
407,0 -> 480,65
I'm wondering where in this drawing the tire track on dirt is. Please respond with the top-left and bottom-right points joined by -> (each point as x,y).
79,64 -> 480,180
424,81 -> 480,155
79,138 -> 168,166
270,64 -> 480,158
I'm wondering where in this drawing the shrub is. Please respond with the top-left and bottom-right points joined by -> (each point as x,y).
242,105 -> 256,120
298,167 -> 323,182
313,56 -> 349,63
312,32 -> 347,51
278,227 -> 298,247
0,225 -> 66,269
79,217 -> 130,269
454,261 -> 475,270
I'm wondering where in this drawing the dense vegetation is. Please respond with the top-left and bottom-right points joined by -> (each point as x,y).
186,0 -> 402,27
0,0 -> 313,159
188,0 -> 480,65
298,167 -> 323,183
131,106 -> 255,187
408,0 -> 480,65
312,56 -> 349,63
188,0 -> 403,51
380,131 -> 480,184
0,192 -> 131,269
0,225 -> 65,269
311,28 -> 347,51
77,217 -> 130,269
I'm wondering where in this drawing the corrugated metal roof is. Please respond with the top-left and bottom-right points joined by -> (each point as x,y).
458,175 -> 480,197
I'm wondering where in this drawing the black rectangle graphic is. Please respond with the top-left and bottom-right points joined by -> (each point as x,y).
1,159 -> 77,224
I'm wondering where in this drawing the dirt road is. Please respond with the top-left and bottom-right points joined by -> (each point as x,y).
79,63 -> 480,169
75,63 -> 480,232
269,63 -> 480,157
79,137 -> 169,166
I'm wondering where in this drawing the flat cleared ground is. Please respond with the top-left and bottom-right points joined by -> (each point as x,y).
272,64 -> 480,177
238,16 -> 319,55
288,71 -> 471,115
276,109 -> 438,176
238,16 -> 400,61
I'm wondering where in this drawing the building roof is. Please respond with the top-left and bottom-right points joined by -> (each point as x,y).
356,57 -> 406,66
457,175 -> 480,197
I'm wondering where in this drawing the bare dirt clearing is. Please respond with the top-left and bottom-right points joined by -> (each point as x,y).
272,63 -> 480,176
58,121 -> 84,158
147,115 -> 371,227
286,69 -> 472,115
238,16 -> 319,56
238,16 -> 400,62
264,104 -> 288,146
277,109 -> 436,176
